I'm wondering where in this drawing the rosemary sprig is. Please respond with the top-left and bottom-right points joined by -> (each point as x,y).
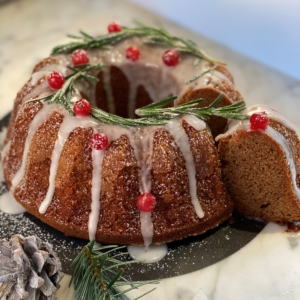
51,23 -> 223,65
27,64 -> 105,115
186,66 -> 217,85
70,241 -> 159,300
136,94 -> 249,121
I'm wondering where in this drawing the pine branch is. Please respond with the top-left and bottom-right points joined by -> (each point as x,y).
51,23 -> 224,65
70,241 -> 159,300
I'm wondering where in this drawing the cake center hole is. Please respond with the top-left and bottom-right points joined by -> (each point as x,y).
94,65 -> 178,118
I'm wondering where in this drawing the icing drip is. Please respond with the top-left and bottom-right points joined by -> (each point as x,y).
39,114 -> 100,214
128,127 -> 159,247
102,67 -> 115,114
127,243 -> 168,264
0,191 -> 26,214
139,211 -> 154,248
89,146 -> 104,241
265,126 -> 300,200
11,104 -> 59,192
30,71 -> 50,86
165,117 -> 205,219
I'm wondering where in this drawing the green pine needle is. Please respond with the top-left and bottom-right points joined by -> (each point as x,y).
70,241 -> 159,300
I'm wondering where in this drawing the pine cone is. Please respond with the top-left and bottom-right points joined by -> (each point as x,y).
0,234 -> 64,300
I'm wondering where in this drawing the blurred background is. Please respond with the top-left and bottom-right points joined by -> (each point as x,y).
129,0 -> 300,80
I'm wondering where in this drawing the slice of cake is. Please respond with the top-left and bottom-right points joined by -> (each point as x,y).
217,105 -> 300,223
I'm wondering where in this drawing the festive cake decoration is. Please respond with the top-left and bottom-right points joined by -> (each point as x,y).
107,21 -> 122,33
162,49 -> 180,66
126,46 -> 140,61
250,111 -> 269,130
51,23 -> 223,65
71,241 -> 159,299
2,22 -> 246,247
71,49 -> 89,65
91,133 -> 109,150
137,192 -> 156,212
0,235 -> 63,300
73,98 -> 91,117
47,71 -> 65,90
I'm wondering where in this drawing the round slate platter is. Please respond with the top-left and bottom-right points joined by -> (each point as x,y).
0,113 -> 266,281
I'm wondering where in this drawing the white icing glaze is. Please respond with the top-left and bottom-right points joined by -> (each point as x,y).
11,104 -> 60,192
127,243 -> 168,263
244,104 -> 298,133
216,105 -> 299,142
165,117 -> 205,219
216,105 -> 300,200
0,191 -> 26,214
139,211 -> 154,248
30,70 -> 51,86
89,146 -> 104,241
128,126 -> 159,247
39,114 -> 101,214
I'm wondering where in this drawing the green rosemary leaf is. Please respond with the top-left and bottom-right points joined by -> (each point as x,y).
26,93 -> 55,103
136,95 -> 177,111
66,34 -> 83,39
208,93 -> 223,108
186,66 -> 216,85
82,74 -> 99,84
66,65 -> 79,72
79,30 -> 94,40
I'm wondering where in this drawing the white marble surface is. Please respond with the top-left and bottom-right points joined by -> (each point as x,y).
1,0 -> 300,299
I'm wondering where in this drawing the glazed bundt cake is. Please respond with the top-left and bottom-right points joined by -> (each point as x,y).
2,24 -> 241,246
217,105 -> 300,223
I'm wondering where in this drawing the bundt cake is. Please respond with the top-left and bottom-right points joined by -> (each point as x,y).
217,105 -> 300,223
1,23 -> 241,246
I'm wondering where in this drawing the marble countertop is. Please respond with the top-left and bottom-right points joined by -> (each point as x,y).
1,0 -> 300,299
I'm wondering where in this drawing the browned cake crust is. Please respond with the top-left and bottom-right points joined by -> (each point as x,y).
4,101 -> 233,244
218,121 -> 300,223
3,38 -> 239,244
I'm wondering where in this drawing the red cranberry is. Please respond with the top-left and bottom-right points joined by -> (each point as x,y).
47,71 -> 65,90
91,133 -> 109,150
162,49 -> 180,66
250,111 -> 269,130
126,46 -> 140,62
137,192 -> 156,212
108,21 -> 122,33
72,49 -> 89,65
73,99 -> 91,117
